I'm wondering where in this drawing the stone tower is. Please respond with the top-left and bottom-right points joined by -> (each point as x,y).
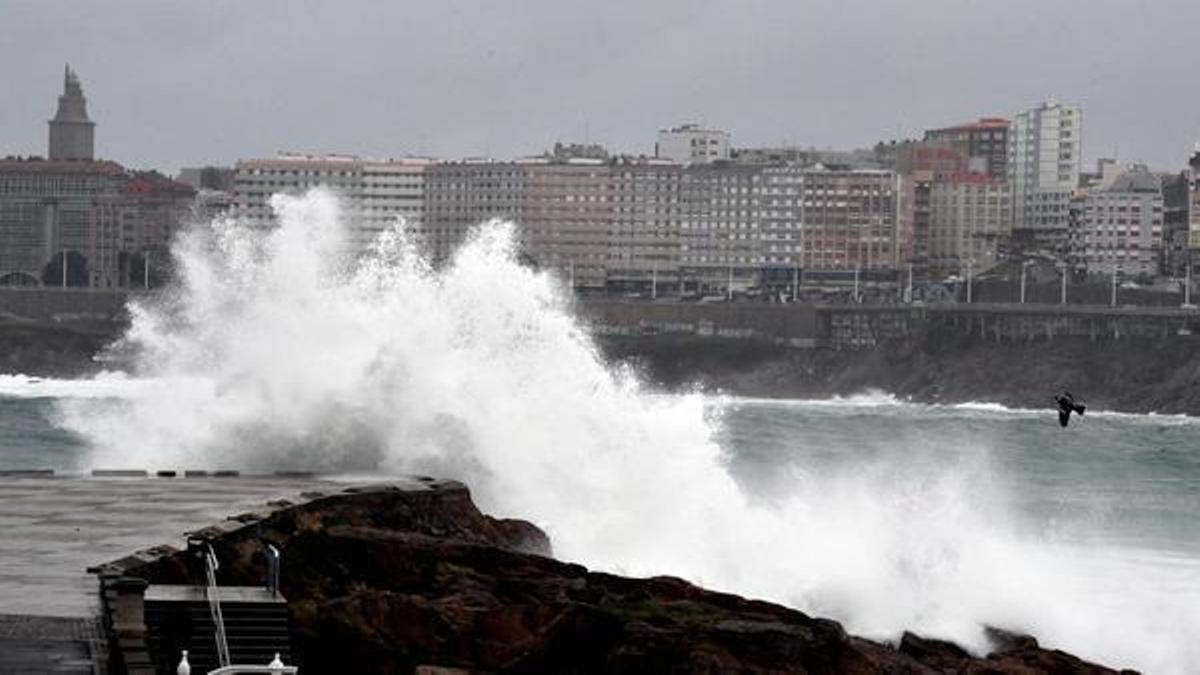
48,65 -> 95,161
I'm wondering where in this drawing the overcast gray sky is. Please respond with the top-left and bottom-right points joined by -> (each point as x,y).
2,0 -> 1194,173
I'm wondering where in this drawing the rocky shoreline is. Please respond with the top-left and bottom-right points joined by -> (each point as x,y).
117,481 -> 1131,673
0,320 -> 118,378
5,319 -> 1196,417
598,330 -> 1200,415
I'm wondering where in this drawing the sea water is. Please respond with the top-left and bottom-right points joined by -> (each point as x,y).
1,190 -> 1196,673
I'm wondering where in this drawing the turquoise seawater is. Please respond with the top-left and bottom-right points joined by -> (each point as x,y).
2,377 -> 1198,672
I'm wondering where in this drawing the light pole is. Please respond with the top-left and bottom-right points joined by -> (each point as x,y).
651,263 -> 657,300
853,267 -> 860,303
1111,266 -> 1119,307
966,259 -> 974,304
906,263 -> 913,304
1060,261 -> 1068,305
1185,249 -> 1194,308
143,249 -> 150,290
792,264 -> 799,302
61,249 -> 67,289
1020,261 -> 1030,304
727,263 -> 733,302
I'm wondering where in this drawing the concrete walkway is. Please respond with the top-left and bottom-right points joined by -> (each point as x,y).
0,474 -> 334,619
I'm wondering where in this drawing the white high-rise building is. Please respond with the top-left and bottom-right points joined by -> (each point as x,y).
656,124 -> 730,165
1007,101 -> 1082,254
232,154 -> 430,251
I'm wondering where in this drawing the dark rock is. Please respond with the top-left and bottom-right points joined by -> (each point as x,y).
118,481 -> 1132,674
899,631 -> 973,669
598,330 -> 1200,415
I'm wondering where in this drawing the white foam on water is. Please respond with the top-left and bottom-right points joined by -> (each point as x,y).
0,371 -> 161,399
54,190 -> 1200,673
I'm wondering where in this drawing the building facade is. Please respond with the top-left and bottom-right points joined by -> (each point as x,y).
758,166 -> 906,279
1188,148 -> 1200,266
606,158 -> 683,292
655,124 -> 730,166
232,154 -> 430,250
1077,166 -> 1164,278
1162,170 -> 1190,277
924,117 -> 1009,178
928,174 -> 1012,278
422,160 -> 530,263
521,159 -> 613,287
0,159 -> 193,287
1008,101 -> 1082,254
423,159 -> 616,287
679,164 -> 762,292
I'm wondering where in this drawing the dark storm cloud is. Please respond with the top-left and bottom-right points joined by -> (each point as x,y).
1,0 -> 1195,172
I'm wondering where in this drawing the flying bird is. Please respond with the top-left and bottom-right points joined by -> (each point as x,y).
1055,392 -> 1086,427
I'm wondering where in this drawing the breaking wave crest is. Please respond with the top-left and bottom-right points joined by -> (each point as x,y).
56,190 -> 1198,673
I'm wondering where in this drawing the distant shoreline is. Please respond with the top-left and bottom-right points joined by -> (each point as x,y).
597,331 -> 1200,416
4,320 -> 1198,417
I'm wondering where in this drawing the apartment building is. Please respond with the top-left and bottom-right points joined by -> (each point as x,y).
656,124 -> 731,166
757,166 -> 907,287
928,174 -> 1012,278
1008,101 -> 1082,254
607,157 -> 683,292
679,164 -> 762,292
0,159 -> 193,288
1078,166 -> 1163,278
924,117 -> 1009,177
233,154 -> 430,251
522,159 -> 613,287
423,159 -> 614,287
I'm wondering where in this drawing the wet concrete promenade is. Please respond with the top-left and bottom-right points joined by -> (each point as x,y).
0,473 -> 335,617
0,473 -> 336,673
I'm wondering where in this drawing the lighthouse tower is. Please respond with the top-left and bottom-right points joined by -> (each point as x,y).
48,65 -> 95,161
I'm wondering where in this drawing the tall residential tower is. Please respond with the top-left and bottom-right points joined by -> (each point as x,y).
1007,100 -> 1082,255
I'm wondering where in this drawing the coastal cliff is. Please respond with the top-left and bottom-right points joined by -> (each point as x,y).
599,328 -> 1200,415
4,317 -> 1198,415
116,481 -> 1130,673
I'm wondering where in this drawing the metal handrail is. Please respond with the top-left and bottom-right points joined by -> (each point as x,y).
204,546 -> 232,668
265,545 -> 280,598
206,662 -> 300,667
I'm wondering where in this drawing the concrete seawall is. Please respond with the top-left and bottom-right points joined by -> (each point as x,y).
580,298 -> 1200,349
0,287 -> 132,324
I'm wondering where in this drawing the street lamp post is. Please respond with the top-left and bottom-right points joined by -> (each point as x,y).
1185,249 -> 1194,308
1060,261 -> 1068,305
906,263 -> 913,304
966,260 -> 973,304
1020,261 -> 1029,304
1111,266 -> 1119,307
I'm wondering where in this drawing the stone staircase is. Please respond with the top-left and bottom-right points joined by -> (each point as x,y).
142,586 -> 291,674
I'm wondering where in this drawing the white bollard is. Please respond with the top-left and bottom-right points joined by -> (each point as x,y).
268,652 -> 285,672
177,649 -> 191,675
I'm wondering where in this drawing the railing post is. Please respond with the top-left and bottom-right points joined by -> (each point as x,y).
205,545 -> 231,668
